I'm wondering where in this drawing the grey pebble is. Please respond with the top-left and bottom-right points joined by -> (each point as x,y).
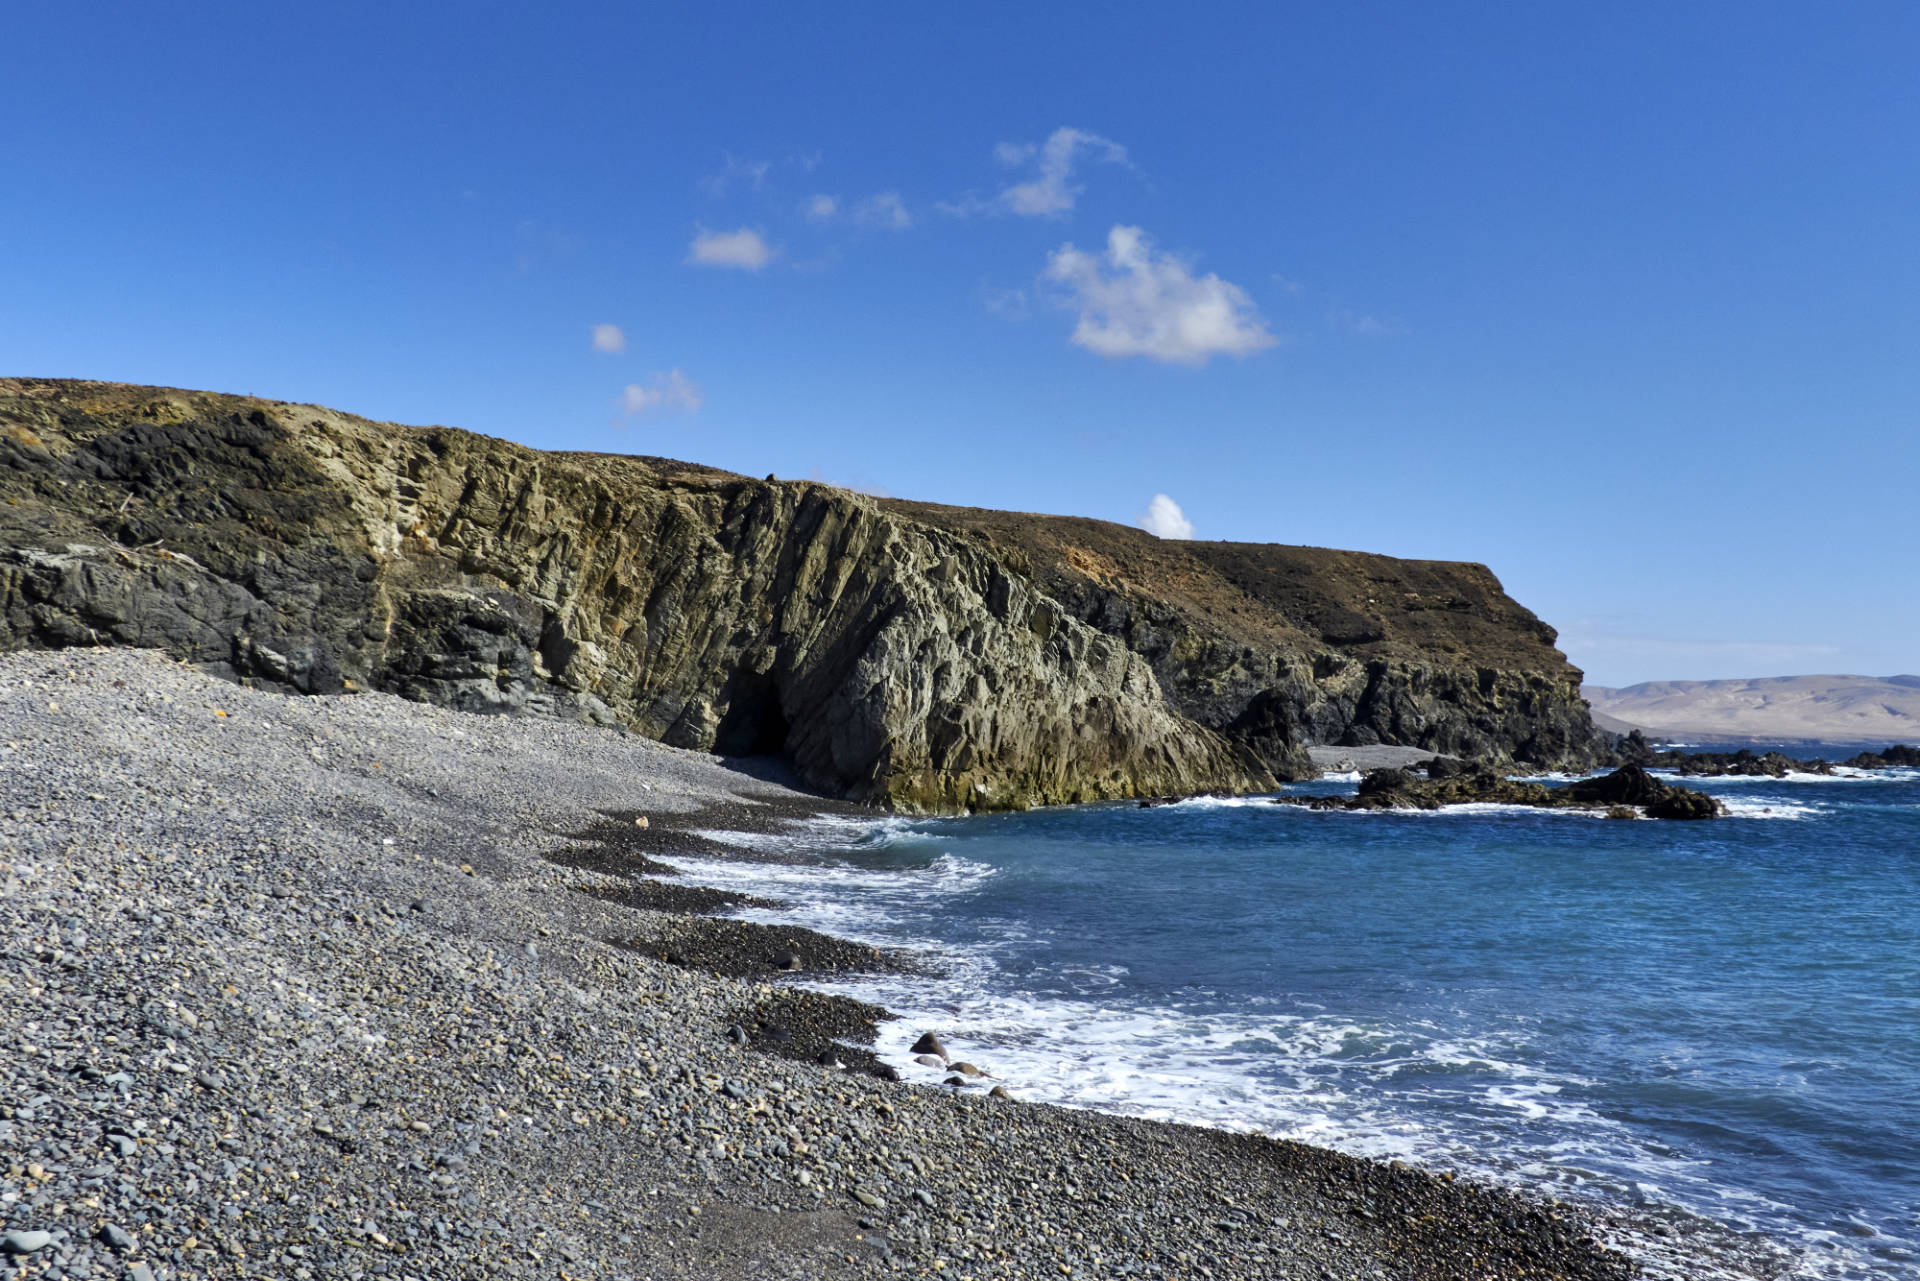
1,1230 -> 53,1255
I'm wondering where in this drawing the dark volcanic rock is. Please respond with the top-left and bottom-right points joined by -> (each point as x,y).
1646,789 -> 1724,820
728,988 -> 897,1080
1283,765 -> 1724,819
1562,764 -> 1668,806
614,917 -> 928,980
3,378 -> 1610,806
1628,742 -> 1919,777
1672,750 -> 1815,778
1844,744 -> 1920,769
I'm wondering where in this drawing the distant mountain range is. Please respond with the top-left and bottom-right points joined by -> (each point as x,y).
1582,675 -> 1920,744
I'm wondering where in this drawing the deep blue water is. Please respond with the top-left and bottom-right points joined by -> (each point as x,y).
674,754 -> 1920,1279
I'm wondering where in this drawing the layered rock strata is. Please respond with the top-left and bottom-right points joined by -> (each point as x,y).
2,379 -> 1606,809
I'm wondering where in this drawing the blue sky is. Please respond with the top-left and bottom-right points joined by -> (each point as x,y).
4,2 -> 1915,686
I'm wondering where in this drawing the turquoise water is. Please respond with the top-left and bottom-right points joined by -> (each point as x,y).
673,755 -> 1920,1279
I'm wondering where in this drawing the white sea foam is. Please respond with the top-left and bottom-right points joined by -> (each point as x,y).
656,846 -> 996,944
690,812 -> 930,854
1652,768 -> 1918,786
1160,793 -> 1288,810
1275,801 -> 1624,820
1716,796 -> 1823,821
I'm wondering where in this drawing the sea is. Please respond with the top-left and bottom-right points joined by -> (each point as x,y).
665,745 -> 1920,1280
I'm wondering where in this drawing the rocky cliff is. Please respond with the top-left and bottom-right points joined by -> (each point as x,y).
1,379 -> 1606,810
883,500 -> 1610,775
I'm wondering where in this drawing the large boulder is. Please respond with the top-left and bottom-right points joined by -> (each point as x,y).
1564,765 -> 1669,806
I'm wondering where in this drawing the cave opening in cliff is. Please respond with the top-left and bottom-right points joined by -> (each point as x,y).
715,678 -> 792,758
747,700 -> 791,756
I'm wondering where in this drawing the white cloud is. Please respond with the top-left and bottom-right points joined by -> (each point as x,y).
1043,226 -> 1279,365
1138,494 -> 1195,540
997,127 -> 1128,217
855,191 -> 911,230
590,323 -> 626,354
688,227 -> 775,270
620,370 -> 703,416
805,193 -> 839,222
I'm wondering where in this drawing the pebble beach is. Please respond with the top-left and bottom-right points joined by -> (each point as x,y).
1,648 -> 1644,1280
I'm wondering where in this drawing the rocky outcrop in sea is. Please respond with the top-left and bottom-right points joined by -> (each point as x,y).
1615,731 -> 1920,777
1278,762 -> 1726,819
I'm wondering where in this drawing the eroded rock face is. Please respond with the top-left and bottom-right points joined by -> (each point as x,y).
0,380 -> 1268,811
1,379 -> 1607,808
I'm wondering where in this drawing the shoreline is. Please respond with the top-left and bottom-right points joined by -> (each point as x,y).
0,648 -> 1759,1279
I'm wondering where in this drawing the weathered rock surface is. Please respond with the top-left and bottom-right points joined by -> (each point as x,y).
2,379 -> 1606,808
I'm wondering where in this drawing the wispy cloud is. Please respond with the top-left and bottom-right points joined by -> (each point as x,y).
805,191 -> 912,230
1043,226 -> 1279,365
590,323 -> 626,354
855,191 -> 911,230
943,127 -> 1131,219
982,285 -> 1030,321
699,152 -> 771,198
996,127 -> 1128,217
620,370 -> 703,416
688,227 -> 775,270
1329,307 -> 1405,338
1138,494 -> 1195,540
